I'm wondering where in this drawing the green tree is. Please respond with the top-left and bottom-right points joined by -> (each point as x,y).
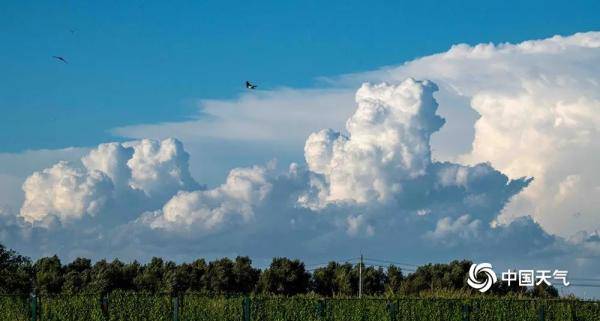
189,259 -> 207,292
400,260 -> 472,295
359,265 -> 386,295
87,259 -> 135,294
34,255 -> 64,295
259,257 -> 310,295
65,257 -> 91,273
205,258 -> 236,294
0,243 -> 32,294
121,260 -> 141,290
385,265 -> 404,294
233,256 -> 260,294
62,257 -> 93,294
311,262 -> 339,296
164,262 -> 192,295
333,263 -> 357,296
134,257 -> 165,293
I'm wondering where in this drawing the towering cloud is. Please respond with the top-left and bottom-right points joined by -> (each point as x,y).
299,79 -> 530,226
112,32 -> 600,239
337,32 -> 600,237
122,79 -> 532,270
81,142 -> 133,192
125,139 -> 199,198
16,80 -> 535,254
303,80 -> 444,205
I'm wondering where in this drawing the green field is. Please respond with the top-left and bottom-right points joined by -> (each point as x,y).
2,293 -> 599,321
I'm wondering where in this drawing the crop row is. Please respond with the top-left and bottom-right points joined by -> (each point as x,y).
1,294 -> 599,321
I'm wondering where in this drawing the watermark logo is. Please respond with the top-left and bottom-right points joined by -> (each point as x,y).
467,263 -> 570,293
501,269 -> 570,287
467,263 -> 497,293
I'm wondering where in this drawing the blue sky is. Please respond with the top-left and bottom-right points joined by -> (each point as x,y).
2,0 -> 600,152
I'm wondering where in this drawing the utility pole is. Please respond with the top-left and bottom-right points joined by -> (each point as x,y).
359,254 -> 363,298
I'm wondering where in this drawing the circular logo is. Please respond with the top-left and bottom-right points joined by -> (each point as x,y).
467,263 -> 497,293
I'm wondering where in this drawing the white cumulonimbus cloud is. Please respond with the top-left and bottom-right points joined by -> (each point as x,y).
140,165 -> 272,234
299,79 -> 530,219
19,138 -> 198,225
16,79 -> 534,252
135,79 -> 532,261
122,79 -> 534,273
124,139 -> 199,198
114,32 -> 600,239
337,32 -> 600,237
303,79 -> 444,205
20,161 -> 113,225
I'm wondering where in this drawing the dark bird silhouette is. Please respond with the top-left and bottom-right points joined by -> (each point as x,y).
52,56 -> 68,64
245,81 -> 257,90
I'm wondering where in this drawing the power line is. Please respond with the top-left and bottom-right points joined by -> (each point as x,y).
305,259 -> 418,273
363,263 -> 417,273
363,257 -> 420,267
570,277 -> 600,282
560,283 -> 600,288
305,258 -> 361,272
304,257 -> 360,269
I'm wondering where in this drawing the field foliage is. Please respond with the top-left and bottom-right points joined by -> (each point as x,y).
1,293 -> 599,321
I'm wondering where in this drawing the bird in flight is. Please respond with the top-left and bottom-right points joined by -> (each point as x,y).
52,56 -> 68,64
245,81 -> 257,90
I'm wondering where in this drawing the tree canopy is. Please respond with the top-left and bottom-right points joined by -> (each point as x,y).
0,243 -> 559,298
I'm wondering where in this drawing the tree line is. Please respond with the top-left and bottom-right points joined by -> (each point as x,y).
0,244 -> 558,298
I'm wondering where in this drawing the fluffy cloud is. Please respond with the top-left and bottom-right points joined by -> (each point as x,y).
0,147 -> 88,212
425,214 -> 482,243
119,80 -> 533,272
336,32 -> 600,237
19,138 -> 197,226
345,214 -> 375,237
81,142 -> 133,192
140,165 -> 272,234
20,161 -> 113,225
299,79 -> 530,221
124,139 -> 199,198
303,80 -> 444,205
114,32 -> 600,239
11,80 -> 551,265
